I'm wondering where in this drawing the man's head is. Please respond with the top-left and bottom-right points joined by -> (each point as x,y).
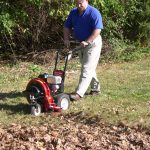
76,0 -> 88,13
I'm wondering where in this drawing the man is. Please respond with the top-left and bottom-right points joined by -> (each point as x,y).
64,0 -> 103,100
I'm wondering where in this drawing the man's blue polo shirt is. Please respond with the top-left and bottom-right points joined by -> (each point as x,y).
64,5 -> 103,41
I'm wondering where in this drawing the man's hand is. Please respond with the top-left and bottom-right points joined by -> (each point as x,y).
80,41 -> 91,48
64,40 -> 70,48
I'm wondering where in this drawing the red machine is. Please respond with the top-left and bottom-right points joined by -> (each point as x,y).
25,43 -> 95,116
25,51 -> 71,116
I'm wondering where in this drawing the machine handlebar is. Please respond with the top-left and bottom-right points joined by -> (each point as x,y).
66,42 -> 96,60
69,42 -> 96,53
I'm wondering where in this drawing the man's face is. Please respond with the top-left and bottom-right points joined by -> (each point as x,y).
76,0 -> 88,13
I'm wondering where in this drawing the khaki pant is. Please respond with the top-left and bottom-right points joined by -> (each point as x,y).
76,35 -> 102,97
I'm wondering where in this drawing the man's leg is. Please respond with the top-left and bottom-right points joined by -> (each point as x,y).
90,73 -> 100,92
76,36 -> 102,97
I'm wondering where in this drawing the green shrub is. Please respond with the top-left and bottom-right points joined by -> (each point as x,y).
0,0 -> 149,62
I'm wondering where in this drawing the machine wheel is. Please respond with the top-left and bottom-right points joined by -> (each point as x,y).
55,93 -> 70,110
31,103 -> 41,116
26,82 -> 44,104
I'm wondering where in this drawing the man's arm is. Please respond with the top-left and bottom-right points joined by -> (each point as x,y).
87,29 -> 101,43
81,29 -> 101,47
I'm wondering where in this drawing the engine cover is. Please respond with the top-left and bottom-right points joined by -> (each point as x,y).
47,75 -> 62,84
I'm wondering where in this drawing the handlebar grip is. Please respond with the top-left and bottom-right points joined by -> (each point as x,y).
71,42 -> 96,53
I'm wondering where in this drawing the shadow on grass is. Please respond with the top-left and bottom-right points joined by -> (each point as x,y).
0,91 -> 30,114
64,111 -> 103,126
0,103 -> 30,114
0,91 -> 24,100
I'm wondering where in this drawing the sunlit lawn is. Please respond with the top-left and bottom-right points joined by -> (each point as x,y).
0,57 -> 150,127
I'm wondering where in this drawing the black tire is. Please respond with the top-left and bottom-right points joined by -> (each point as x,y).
26,82 -> 44,105
55,93 -> 70,110
31,103 -> 41,116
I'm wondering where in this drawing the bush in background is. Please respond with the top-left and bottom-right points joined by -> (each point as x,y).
0,0 -> 149,62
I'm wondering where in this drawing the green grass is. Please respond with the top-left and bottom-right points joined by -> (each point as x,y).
0,57 -> 150,128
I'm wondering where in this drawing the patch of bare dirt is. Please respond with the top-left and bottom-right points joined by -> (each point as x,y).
0,113 -> 150,149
